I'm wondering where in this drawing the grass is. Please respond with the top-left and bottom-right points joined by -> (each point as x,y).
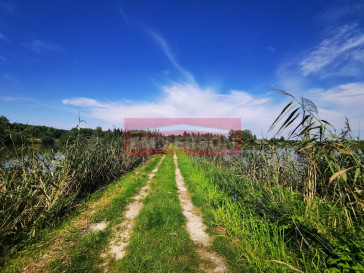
177,151 -> 364,272
177,155 -> 297,272
172,92 -> 364,272
1,93 -> 362,272
0,131 -> 147,260
114,155 -> 200,272
1,155 -> 162,273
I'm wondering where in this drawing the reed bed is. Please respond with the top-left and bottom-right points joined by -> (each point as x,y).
185,93 -> 364,271
0,130 -> 146,259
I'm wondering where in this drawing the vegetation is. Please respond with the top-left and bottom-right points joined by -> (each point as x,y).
0,115 -> 110,146
115,155 -> 199,272
0,128 -> 147,263
45,155 -> 163,273
176,92 -> 364,272
0,92 -> 363,272
1,155 -> 162,272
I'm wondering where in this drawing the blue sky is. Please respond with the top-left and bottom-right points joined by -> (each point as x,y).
1,0 -> 364,137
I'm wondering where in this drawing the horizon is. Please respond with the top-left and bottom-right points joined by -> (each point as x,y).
1,0 -> 364,138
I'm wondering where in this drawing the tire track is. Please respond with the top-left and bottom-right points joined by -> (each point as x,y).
102,155 -> 166,264
173,153 -> 228,273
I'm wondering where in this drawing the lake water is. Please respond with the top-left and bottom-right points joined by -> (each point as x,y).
0,143 -> 61,165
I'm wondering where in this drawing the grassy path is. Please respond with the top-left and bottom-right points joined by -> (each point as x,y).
101,155 -> 165,267
173,153 -> 228,273
4,153 -> 263,272
177,155 -> 306,272
112,154 -> 200,272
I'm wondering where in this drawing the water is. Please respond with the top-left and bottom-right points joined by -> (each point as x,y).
0,143 -> 60,159
0,143 -> 63,170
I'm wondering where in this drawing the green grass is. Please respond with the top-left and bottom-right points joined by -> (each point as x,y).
0,131 -> 147,259
177,154 -> 305,273
114,155 -> 200,273
177,152 -> 364,272
1,155 -> 162,273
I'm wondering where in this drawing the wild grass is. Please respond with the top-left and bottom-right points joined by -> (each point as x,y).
0,130 -> 147,262
177,93 -> 363,272
1,155 -> 162,273
115,155 -> 200,272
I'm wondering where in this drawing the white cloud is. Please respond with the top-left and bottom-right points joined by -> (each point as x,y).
314,82 -> 364,108
267,46 -> 276,52
61,81 -> 364,138
24,39 -> 65,54
300,24 -> 364,77
304,82 -> 364,137
62,83 -> 280,136
0,96 -> 32,102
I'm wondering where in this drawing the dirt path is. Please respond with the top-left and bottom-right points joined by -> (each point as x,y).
102,155 -> 166,265
173,153 -> 228,273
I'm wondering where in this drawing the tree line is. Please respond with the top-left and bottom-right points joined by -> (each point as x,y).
0,115 -> 120,146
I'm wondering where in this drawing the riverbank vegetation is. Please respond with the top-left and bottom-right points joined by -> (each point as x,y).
0,129 -> 147,264
0,115 -> 112,146
0,92 -> 363,272
177,93 -> 363,272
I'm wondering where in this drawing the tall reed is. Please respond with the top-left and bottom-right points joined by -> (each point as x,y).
184,93 -> 363,271
0,130 -> 146,258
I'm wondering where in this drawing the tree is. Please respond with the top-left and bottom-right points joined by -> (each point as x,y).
0,115 -> 9,132
94,126 -> 103,137
241,130 -> 254,141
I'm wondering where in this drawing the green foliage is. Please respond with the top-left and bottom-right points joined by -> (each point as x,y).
0,115 -> 112,146
0,131 -> 147,261
175,92 -> 364,272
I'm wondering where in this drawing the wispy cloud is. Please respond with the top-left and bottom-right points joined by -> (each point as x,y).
267,46 -> 276,52
116,10 -> 193,82
0,96 -> 32,102
62,83 -> 278,136
307,82 -> 364,136
0,32 -> 10,43
300,24 -> 364,77
24,39 -> 65,54
62,97 -> 107,108
62,79 -> 364,138
321,1 -> 364,23
310,82 -> 364,109
3,73 -> 21,85
0,55 -> 7,63
0,1 -> 15,13
119,7 -> 129,25
144,28 -> 195,82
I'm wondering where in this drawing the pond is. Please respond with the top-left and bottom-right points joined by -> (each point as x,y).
0,143 -> 62,165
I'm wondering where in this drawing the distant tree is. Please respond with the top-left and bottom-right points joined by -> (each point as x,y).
41,135 -> 55,144
241,130 -> 254,141
94,126 -> 103,137
280,136 -> 285,142
0,115 -> 9,128
0,116 -> 10,143
9,131 -> 23,144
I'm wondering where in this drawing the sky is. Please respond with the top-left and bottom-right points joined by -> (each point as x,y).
1,0 -> 364,138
